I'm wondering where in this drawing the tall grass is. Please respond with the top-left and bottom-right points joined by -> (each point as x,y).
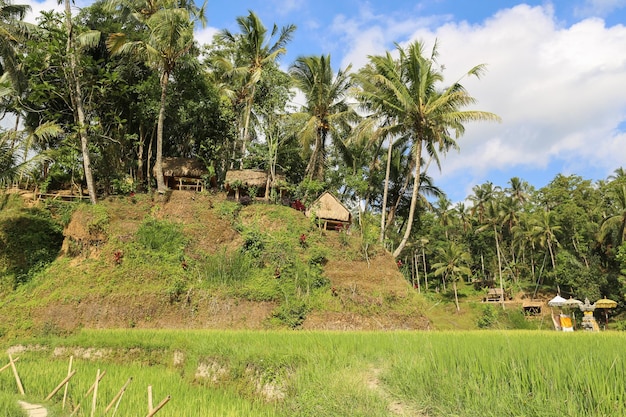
2,330 -> 625,416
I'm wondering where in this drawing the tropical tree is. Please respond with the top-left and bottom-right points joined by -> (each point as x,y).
356,40 -> 500,258
289,54 -> 356,182
599,184 -> 626,248
107,0 -> 202,193
0,0 -> 34,93
215,10 -> 295,169
432,241 -> 472,311
62,0 -> 100,203
533,210 -> 562,289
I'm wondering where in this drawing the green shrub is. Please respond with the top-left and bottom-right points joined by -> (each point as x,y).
0,210 -> 63,288
240,228 -> 265,260
477,304 -> 498,328
136,218 -> 187,254
307,246 -> 329,266
271,298 -> 310,328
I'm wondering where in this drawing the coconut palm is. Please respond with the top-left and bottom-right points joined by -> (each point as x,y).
599,184 -> 626,248
0,0 -> 34,93
107,2 -> 200,194
432,241 -> 472,311
355,40 -> 500,258
216,11 -> 295,169
289,54 -> 356,182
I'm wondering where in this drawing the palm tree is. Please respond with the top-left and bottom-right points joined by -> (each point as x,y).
469,182 -> 501,224
216,11 -> 295,169
432,241 -> 472,311
108,2 -> 200,194
355,41 -> 500,258
0,0 -> 34,93
62,0 -> 99,203
289,54 -> 356,182
532,210 -> 562,293
599,184 -> 626,248
478,200 -> 506,309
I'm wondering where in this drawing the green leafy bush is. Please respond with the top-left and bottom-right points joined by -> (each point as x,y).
476,304 -> 498,328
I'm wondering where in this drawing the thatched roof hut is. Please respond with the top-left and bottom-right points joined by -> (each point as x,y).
224,169 -> 269,188
160,157 -> 207,178
306,191 -> 351,230
224,169 -> 287,201
157,157 -> 209,191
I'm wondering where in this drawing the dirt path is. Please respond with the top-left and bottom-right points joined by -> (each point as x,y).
365,367 -> 427,416
18,401 -> 48,417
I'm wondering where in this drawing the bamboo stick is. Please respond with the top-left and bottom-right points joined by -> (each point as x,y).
145,395 -> 171,417
70,404 -> 81,416
105,377 -> 132,414
0,356 -> 18,373
62,356 -> 74,409
45,369 -> 77,401
148,385 -> 153,411
91,369 -> 100,417
8,353 -> 25,396
85,370 -> 106,397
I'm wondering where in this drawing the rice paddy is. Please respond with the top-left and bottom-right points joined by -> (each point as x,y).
1,329 -> 624,416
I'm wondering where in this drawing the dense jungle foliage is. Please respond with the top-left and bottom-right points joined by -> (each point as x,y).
0,0 -> 625,318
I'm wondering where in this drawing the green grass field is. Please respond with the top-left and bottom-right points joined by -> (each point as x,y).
1,329 -> 625,417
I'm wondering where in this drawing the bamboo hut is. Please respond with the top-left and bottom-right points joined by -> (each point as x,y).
305,191 -> 351,231
224,169 -> 286,202
158,157 -> 210,191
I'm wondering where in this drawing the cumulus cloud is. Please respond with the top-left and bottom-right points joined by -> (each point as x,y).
327,4 -> 626,197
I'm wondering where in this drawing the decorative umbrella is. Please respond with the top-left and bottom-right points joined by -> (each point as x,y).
548,295 -> 568,331
548,295 -> 567,307
595,298 -> 617,309
563,297 -> 583,308
594,298 -> 617,328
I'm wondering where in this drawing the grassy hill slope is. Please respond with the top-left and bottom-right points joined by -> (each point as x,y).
0,191 -> 432,338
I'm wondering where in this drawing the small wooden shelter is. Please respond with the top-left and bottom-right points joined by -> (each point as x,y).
483,288 -> 506,303
159,157 -> 209,191
522,301 -> 543,316
305,191 -> 351,230
224,169 -> 286,201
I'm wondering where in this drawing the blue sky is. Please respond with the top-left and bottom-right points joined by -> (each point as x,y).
22,0 -> 626,201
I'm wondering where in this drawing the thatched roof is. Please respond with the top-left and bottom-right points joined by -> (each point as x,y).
160,157 -> 208,178
306,191 -> 351,222
224,170 -> 286,188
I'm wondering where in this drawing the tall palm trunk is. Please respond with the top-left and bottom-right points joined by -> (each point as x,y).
494,224 -> 505,310
238,84 -> 256,169
379,136 -> 393,243
64,0 -> 96,204
393,140 -> 422,258
155,71 -> 169,193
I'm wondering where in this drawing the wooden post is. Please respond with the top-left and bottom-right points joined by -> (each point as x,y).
91,369 -> 100,417
105,377 -> 132,414
85,370 -> 106,397
0,356 -> 18,373
62,356 -> 74,409
8,353 -> 25,396
147,385 -> 153,412
45,369 -> 77,401
145,395 -> 170,417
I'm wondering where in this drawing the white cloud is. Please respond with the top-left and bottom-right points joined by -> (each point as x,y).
194,26 -> 219,48
575,0 -> 626,17
23,0 -> 64,24
328,4 -> 626,191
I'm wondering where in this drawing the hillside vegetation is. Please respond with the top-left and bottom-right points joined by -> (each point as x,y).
1,190 -> 451,338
